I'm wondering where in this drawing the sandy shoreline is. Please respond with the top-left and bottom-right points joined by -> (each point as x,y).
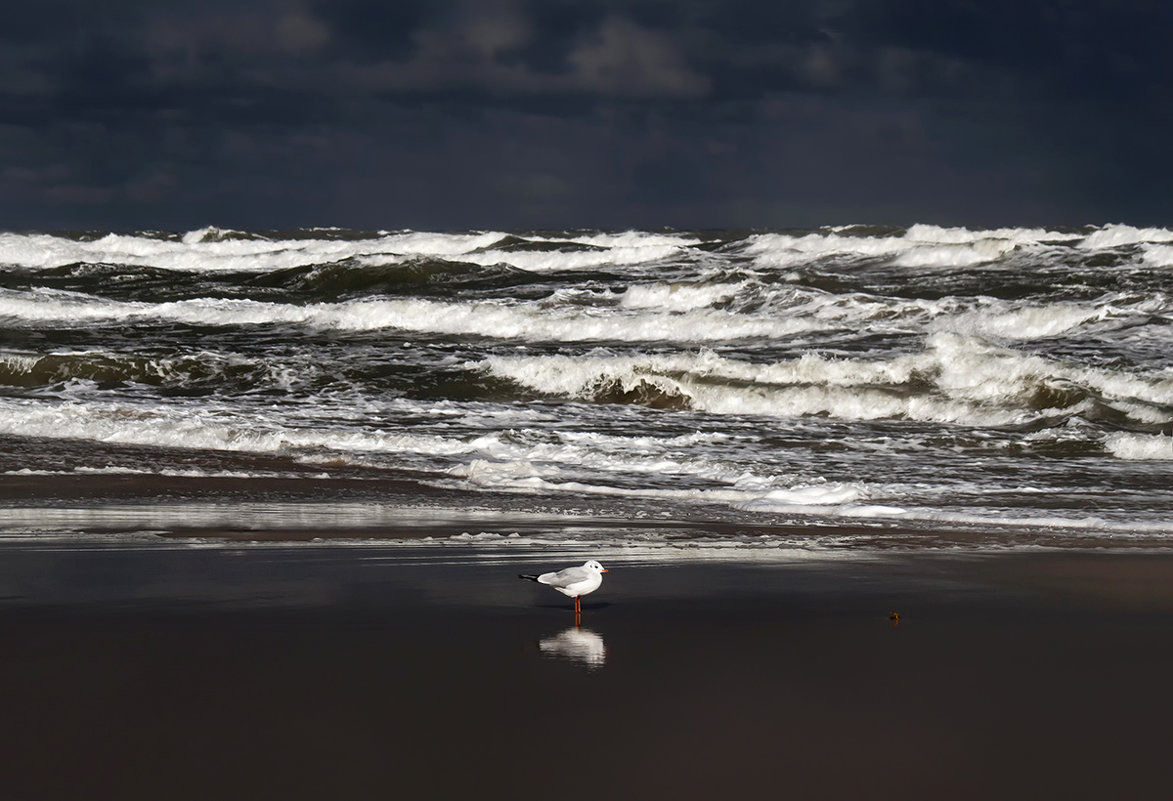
2,538 -> 1173,799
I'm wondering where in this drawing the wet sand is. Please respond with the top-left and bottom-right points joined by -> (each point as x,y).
2,541 -> 1173,800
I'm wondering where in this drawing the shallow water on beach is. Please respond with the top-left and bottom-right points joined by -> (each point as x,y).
2,224 -> 1172,550
6,540 -> 1173,801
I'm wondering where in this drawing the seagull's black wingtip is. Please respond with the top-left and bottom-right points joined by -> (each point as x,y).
518,573 -> 540,582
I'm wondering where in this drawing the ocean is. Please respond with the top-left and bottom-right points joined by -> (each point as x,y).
2,223 -> 1171,552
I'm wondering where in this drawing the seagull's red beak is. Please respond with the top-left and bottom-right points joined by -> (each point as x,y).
602,568 -> 609,572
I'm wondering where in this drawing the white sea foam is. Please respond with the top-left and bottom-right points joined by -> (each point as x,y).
1103,432 -> 1173,460
618,282 -> 743,311
0,352 -> 42,372
725,501 -> 1173,536
477,333 -> 1173,427
902,224 -> 1071,245
455,243 -> 684,271
182,255 -> 1173,347
435,457 -> 1173,535
359,230 -> 510,256
449,438 -> 745,486
0,229 -> 696,274
0,396 -> 737,486
2,393 -> 1168,533
930,302 -> 1107,340
745,231 -> 907,266
890,240 -> 1019,268
3,225 -> 1169,280
1142,244 -> 1173,267
446,457 -> 888,511
0,230 -> 512,272
743,222 -> 1173,272
1079,224 -> 1173,249
737,482 -> 873,508
0,288 -> 136,323
0,289 -> 827,341
327,297 -> 826,340
745,225 -> 1070,269
0,397 -> 478,459
7,284 -> 1130,345
358,241 -> 687,272
552,231 -> 704,249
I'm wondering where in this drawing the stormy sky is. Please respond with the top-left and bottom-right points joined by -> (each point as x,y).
2,0 -> 1171,231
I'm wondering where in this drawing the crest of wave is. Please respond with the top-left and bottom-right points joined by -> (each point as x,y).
478,333 -> 1173,427
0,227 -> 703,273
744,224 -> 1076,269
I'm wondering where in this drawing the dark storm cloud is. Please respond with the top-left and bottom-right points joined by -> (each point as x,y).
1,0 -> 1171,230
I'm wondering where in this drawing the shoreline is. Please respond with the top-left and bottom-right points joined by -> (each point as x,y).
6,535 -> 1173,609
5,494 -> 1172,554
5,437 -> 1173,551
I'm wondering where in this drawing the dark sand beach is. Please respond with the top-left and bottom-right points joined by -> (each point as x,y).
3,535 -> 1173,801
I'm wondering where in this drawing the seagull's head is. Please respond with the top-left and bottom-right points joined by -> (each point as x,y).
584,560 -> 609,574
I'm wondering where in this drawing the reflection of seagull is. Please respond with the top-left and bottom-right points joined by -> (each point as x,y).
519,560 -> 608,615
540,627 -> 606,668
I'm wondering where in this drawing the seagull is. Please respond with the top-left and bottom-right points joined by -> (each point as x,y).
519,560 -> 609,615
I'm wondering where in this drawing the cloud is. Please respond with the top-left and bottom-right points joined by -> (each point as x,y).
567,16 -> 711,98
277,9 -> 331,54
458,1 -> 531,58
2,0 -> 1172,230
320,8 -> 709,100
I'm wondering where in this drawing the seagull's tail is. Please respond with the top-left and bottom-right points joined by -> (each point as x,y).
518,574 -> 540,582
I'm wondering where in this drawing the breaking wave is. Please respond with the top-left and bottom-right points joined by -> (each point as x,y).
5,223 -> 1173,545
0,348 -> 292,392
478,333 -> 1173,429
1,224 -> 1172,278
4,284 -> 1168,348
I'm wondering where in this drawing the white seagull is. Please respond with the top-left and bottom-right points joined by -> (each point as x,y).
519,560 -> 609,615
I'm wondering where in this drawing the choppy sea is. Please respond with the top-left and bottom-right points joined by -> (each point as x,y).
2,224 -> 1171,552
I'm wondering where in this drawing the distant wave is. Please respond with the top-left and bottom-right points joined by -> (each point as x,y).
3,283 -> 1168,348
2,223 -> 1173,275
0,288 -> 824,340
0,228 -> 696,273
